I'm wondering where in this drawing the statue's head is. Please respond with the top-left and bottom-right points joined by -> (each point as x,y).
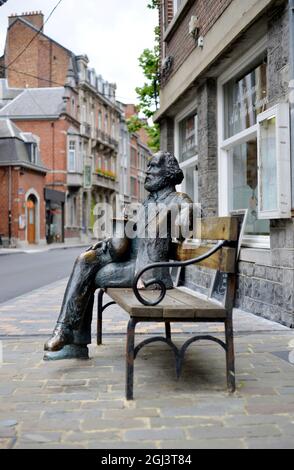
144,151 -> 184,193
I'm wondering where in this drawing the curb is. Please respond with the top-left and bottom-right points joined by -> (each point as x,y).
0,244 -> 89,255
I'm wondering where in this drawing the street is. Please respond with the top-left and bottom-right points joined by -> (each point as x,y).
0,248 -> 83,304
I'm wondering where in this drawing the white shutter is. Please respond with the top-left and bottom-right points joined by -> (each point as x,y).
257,103 -> 291,219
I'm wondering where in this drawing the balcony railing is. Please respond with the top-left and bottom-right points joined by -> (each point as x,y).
96,129 -> 119,149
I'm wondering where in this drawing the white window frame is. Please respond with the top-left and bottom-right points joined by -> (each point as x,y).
217,36 -> 270,249
173,0 -> 183,17
174,99 -> 198,202
257,103 -> 291,219
30,143 -> 37,165
68,140 -> 76,173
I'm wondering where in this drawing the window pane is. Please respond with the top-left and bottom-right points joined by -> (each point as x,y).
224,63 -> 268,139
230,140 -> 269,235
179,113 -> 198,162
183,165 -> 198,201
84,165 -> 92,188
259,116 -> 277,212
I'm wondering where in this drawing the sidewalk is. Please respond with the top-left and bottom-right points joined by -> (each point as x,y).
0,279 -> 294,449
0,242 -> 90,256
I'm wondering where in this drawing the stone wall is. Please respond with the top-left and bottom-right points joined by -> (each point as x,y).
177,2 -> 294,328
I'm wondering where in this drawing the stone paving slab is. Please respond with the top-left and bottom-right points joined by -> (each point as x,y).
0,279 -> 294,449
0,333 -> 294,449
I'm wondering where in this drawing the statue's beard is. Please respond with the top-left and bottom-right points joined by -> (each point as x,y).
144,176 -> 167,193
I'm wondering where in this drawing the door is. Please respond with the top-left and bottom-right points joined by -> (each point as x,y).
27,197 -> 36,244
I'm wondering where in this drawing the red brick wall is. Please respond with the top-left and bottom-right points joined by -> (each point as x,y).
161,0 -> 233,85
0,166 -> 46,242
8,12 -> 44,30
14,119 -> 70,191
5,18 -> 71,88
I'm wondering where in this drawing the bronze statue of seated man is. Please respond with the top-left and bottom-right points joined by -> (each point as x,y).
44,151 -> 192,360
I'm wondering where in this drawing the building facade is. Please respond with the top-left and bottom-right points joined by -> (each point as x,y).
125,104 -> 150,204
76,55 -> 121,230
0,11 -> 122,245
0,11 -> 154,247
0,118 -> 47,247
156,0 -> 294,327
0,81 -> 81,244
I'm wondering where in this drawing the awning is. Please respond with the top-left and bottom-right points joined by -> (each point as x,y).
44,188 -> 65,204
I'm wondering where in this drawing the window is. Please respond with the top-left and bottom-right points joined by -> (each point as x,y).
30,144 -> 37,164
111,119 -> 116,138
131,177 -> 137,197
84,165 -> 92,188
82,104 -> 87,123
98,111 -> 102,129
68,141 -> 76,172
66,194 -> 77,227
104,113 -> 108,133
175,107 -> 198,201
224,63 -> 268,139
218,39 -> 271,246
71,196 -> 77,226
71,97 -> 75,115
131,147 -> 137,168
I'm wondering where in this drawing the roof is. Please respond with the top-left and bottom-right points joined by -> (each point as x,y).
0,79 -> 23,110
0,118 -> 46,173
0,87 -> 66,118
0,117 -> 24,139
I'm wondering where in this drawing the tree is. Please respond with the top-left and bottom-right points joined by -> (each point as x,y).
128,1 -> 160,152
147,0 -> 160,9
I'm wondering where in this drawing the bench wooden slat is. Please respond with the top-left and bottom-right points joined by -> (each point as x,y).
107,288 -> 227,319
193,217 -> 238,241
171,244 -> 236,273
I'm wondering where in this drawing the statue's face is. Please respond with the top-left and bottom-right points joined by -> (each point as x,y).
144,153 -> 169,192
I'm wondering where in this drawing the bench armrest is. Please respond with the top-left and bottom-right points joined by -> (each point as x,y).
133,240 -> 226,306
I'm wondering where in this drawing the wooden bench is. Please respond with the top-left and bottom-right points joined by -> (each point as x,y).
97,216 -> 241,400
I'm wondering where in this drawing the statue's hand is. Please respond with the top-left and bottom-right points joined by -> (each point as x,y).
88,240 -> 109,252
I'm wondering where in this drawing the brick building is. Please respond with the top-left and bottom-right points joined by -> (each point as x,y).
125,104 -> 151,204
3,11 -> 73,89
0,81 -> 81,244
0,11 -> 123,245
155,0 -> 294,327
0,118 -> 46,247
0,10 -> 154,247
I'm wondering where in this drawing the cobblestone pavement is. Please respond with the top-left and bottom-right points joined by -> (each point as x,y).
0,279 -> 294,449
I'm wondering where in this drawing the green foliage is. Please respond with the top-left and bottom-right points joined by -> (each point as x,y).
126,115 -> 143,134
147,0 -> 160,9
132,2 -> 160,151
145,123 -> 160,152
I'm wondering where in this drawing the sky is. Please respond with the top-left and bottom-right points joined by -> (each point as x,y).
0,0 -> 158,104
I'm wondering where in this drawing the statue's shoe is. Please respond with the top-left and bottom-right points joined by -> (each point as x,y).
44,324 -> 74,352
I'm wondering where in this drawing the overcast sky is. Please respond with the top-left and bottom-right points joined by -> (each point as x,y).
0,0 -> 158,104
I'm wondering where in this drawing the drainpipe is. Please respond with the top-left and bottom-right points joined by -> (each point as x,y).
289,0 -> 294,208
8,166 -> 12,246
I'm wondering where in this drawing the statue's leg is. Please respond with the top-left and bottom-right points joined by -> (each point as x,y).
44,293 -> 94,361
44,244 -> 112,357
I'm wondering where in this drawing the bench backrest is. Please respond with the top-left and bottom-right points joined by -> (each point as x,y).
171,216 -> 239,274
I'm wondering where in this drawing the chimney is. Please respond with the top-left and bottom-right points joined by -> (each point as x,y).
9,11 -> 44,31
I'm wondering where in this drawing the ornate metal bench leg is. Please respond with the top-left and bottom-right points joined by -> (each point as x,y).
126,318 -> 137,400
97,289 -> 104,346
225,317 -> 236,393
165,322 -> 171,340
